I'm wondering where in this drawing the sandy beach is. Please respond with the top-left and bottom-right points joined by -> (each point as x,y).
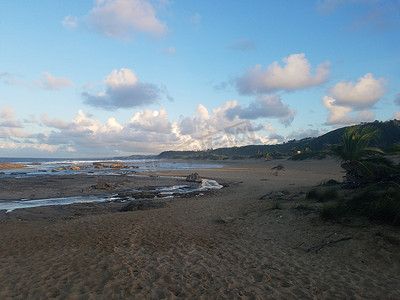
1,158 -> 400,299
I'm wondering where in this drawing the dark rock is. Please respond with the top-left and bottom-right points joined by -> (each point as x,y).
120,200 -> 166,212
93,182 -> 114,190
186,173 -> 202,183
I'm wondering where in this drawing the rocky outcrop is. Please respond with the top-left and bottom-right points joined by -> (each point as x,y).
0,163 -> 28,169
120,200 -> 166,212
93,162 -> 134,169
91,182 -> 120,191
186,173 -> 202,183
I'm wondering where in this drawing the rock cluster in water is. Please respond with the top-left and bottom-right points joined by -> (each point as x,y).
186,172 -> 202,183
52,162 -> 139,172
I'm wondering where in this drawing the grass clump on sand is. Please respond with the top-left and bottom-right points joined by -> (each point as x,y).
293,202 -> 316,212
320,186 -> 400,226
270,201 -> 282,210
306,187 -> 340,202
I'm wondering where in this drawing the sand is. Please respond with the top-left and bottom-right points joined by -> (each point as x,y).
0,158 -> 399,299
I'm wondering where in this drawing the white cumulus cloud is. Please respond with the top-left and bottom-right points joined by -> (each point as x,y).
40,109 -> 179,155
129,109 -> 171,133
104,68 -> 138,88
83,68 -> 166,109
322,96 -> 375,125
88,0 -> 168,40
0,104 -> 23,128
329,73 -> 387,109
177,102 -> 278,150
62,15 -> 79,28
179,102 -> 240,138
0,142 -> 58,152
36,72 -> 74,90
322,73 -> 387,126
225,95 -> 296,126
236,53 -> 330,94
392,111 -> 400,120
1,102 -> 285,156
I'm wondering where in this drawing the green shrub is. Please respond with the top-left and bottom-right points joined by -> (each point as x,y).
306,187 -> 318,199
270,201 -> 282,210
320,201 -> 347,220
319,185 -> 400,226
306,187 -> 339,202
294,202 -> 315,211
356,186 -> 400,226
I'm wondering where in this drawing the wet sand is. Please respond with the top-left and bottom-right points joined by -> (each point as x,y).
0,158 -> 399,299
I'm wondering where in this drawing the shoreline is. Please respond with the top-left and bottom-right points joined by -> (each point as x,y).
1,158 -> 399,298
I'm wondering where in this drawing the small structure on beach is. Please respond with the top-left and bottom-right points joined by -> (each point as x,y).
270,164 -> 285,176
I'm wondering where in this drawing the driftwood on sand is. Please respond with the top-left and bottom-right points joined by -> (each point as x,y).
270,164 -> 285,176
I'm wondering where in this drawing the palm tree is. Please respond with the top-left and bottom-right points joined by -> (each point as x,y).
332,126 -> 389,187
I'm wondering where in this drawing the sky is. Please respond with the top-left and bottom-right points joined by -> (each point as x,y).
1,0 -> 400,158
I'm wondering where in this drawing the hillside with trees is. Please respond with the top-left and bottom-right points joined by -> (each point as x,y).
158,120 -> 400,160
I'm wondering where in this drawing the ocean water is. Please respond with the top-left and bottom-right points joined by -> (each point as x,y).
0,157 -> 223,178
0,157 -> 224,212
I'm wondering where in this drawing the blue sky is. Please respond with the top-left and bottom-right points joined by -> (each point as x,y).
1,0 -> 400,157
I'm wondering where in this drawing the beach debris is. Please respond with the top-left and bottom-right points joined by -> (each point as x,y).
186,172 -> 202,183
270,164 -> 285,176
218,216 -> 234,223
307,233 -> 353,253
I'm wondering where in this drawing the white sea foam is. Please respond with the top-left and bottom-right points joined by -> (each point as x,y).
0,179 -> 223,213
0,195 -> 113,213
199,179 -> 223,190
